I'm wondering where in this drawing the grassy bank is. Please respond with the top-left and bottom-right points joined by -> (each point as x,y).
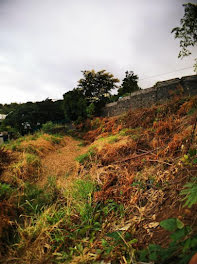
1,96 -> 197,263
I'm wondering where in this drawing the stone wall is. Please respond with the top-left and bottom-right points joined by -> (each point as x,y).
101,75 -> 197,117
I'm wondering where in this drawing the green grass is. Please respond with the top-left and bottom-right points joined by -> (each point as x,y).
75,148 -> 96,164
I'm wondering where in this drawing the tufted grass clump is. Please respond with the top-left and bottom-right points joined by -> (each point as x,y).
75,147 -> 96,164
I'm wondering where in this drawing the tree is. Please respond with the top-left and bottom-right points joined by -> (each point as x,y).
2,99 -> 65,135
3,103 -> 39,135
63,89 -> 87,122
78,70 -> 119,103
171,3 -> 197,71
118,71 -> 140,97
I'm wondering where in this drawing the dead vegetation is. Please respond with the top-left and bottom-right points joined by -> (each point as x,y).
1,95 -> 197,263
77,96 -> 197,251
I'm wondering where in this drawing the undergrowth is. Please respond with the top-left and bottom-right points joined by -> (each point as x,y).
1,95 -> 197,263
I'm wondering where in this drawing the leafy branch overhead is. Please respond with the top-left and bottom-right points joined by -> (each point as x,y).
172,3 -> 197,71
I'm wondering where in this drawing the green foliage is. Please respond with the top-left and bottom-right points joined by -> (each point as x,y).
180,180 -> 197,208
63,89 -> 87,122
138,218 -> 196,264
172,3 -> 197,71
0,183 -> 12,200
2,99 -> 65,135
75,148 -> 96,164
72,178 -> 95,203
41,121 -> 55,133
86,102 -> 95,118
19,182 -> 57,215
25,153 -> 41,166
50,135 -> 62,144
63,68 -> 119,120
107,135 -> 119,143
160,218 -> 184,232
78,69 -> 119,115
118,71 -> 140,97
101,230 -> 137,262
181,148 -> 197,165
102,199 -> 125,217
78,70 -> 119,103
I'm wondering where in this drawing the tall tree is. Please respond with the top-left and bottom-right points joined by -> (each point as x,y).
118,71 -> 140,97
171,3 -> 197,72
78,70 -> 119,103
63,89 -> 87,122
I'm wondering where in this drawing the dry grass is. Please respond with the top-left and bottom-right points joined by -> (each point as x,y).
1,95 -> 197,263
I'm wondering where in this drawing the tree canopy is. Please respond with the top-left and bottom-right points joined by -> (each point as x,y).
1,99 -> 64,135
78,70 -> 119,103
63,70 -> 119,121
118,71 -> 140,97
63,89 -> 87,122
172,3 -> 197,71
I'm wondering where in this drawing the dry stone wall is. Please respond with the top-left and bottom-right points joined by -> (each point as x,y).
101,75 -> 197,117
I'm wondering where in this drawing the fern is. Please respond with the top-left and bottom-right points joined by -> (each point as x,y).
180,181 -> 197,208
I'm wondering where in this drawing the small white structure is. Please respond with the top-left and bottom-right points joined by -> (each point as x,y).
0,114 -> 6,123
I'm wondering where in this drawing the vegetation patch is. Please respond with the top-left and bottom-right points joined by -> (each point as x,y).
75,147 -> 96,164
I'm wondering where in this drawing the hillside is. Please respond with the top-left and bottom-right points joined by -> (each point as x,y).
1,95 -> 197,264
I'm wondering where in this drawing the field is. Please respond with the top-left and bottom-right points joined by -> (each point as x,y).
1,95 -> 197,263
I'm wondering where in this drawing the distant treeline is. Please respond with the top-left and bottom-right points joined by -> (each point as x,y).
0,99 -> 64,135
0,70 -> 140,135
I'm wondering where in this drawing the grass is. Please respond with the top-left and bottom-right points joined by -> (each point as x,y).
75,147 -> 96,164
2,96 -> 197,263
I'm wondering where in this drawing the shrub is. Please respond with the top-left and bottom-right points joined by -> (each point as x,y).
41,121 -> 56,133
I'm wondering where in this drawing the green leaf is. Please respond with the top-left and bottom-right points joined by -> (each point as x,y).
176,218 -> 184,229
106,231 -> 122,241
170,228 -> 186,242
128,238 -> 138,245
183,238 -> 192,253
149,251 -> 158,261
101,239 -> 108,247
160,218 -> 178,232
188,148 -> 197,157
191,237 -> 197,248
139,249 -> 148,262
193,158 -> 197,164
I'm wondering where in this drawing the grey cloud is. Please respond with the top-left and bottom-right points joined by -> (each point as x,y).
0,0 -> 196,103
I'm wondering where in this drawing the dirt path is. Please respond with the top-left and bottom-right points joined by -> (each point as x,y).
39,136 -> 87,187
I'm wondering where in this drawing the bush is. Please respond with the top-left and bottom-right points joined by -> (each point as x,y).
41,121 -> 56,133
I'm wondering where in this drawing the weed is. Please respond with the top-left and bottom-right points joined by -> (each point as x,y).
19,183 -> 56,215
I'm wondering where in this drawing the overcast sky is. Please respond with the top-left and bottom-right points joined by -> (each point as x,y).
0,0 -> 197,104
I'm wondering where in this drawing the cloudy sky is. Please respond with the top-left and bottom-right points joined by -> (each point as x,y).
0,0 -> 197,104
